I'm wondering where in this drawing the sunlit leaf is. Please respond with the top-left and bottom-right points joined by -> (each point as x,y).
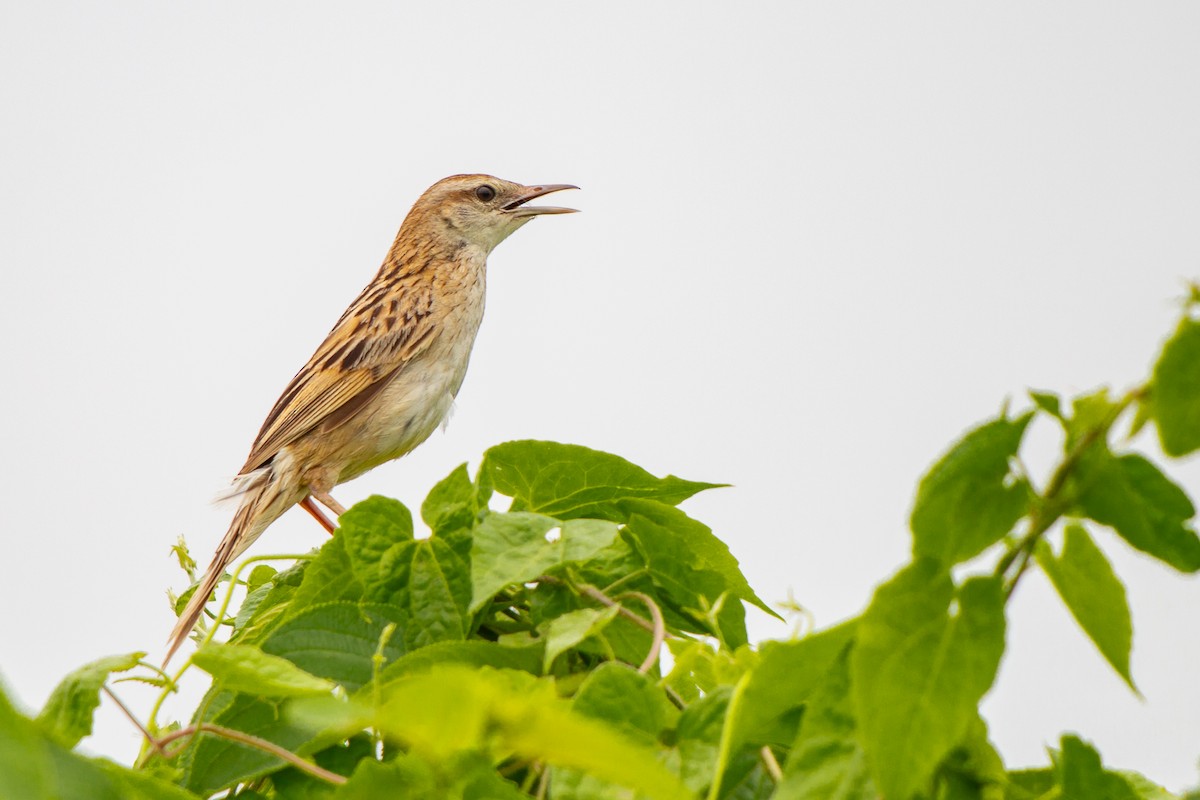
1035,523 -> 1136,692
851,562 -> 1005,800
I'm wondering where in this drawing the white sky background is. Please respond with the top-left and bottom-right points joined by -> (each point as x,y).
1,1 -> 1198,791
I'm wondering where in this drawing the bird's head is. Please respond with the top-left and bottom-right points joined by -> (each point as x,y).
409,174 -> 579,253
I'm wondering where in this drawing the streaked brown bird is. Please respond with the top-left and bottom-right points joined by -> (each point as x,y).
165,174 -> 578,663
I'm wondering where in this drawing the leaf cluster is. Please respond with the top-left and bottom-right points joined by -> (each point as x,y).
6,293 -> 1200,798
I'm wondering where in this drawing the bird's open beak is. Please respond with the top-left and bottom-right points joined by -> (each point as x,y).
504,183 -> 580,217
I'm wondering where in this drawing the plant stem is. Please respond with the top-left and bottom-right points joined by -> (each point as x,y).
140,552 -> 313,763
616,591 -> 666,673
154,723 -> 347,784
993,386 -> 1143,598
103,686 -> 168,759
759,746 -> 783,783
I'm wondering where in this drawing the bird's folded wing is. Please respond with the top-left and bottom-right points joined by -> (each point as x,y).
239,284 -> 438,474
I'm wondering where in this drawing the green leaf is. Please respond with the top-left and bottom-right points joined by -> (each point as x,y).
246,564 -> 277,590
181,691 -> 317,796
570,662 -> 674,744
672,688 -> 731,794
721,618 -> 857,756
933,714 -> 1007,799
851,562 -> 1006,800
338,495 -> 415,593
1151,315 -> 1200,456
541,605 -> 622,671
549,663 -> 676,797
775,646 -> 875,800
1058,735 -> 1139,800
2,682 -> 200,799
911,413 -> 1033,565
330,753 -> 528,800
330,756 -> 436,798
483,440 -> 722,521
375,538 -> 471,649
469,512 -> 619,611
288,536 -> 363,611
191,642 -> 335,697
270,734 -> 373,799
1006,768 -> 1057,799
1029,390 -> 1064,421
36,652 -> 144,748
1067,388 -> 1120,449
1035,523 -> 1137,692
372,666 -> 692,799
622,499 -> 775,619
1075,451 -> 1200,572
261,602 -> 407,692
1118,771 -> 1182,800
231,560 -> 308,644
421,462 -> 478,536
374,641 -> 544,691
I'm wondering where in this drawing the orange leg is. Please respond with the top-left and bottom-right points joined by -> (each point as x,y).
299,496 -> 336,535
311,489 -> 347,517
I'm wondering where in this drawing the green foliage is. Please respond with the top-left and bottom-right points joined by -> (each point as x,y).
191,643 -> 336,698
1073,451 -> 1200,572
1035,523 -> 1136,691
2,681 -> 192,799
852,565 -> 1005,800
5,297 -> 1200,799
37,651 -> 144,748
911,413 -> 1033,565
1151,313 -> 1200,456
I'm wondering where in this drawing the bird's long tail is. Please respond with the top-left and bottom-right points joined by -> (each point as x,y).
164,468 -> 295,665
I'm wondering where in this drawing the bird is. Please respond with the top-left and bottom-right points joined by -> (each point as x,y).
165,174 -> 578,663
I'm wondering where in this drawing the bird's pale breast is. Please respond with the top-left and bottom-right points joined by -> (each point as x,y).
330,254 -> 488,484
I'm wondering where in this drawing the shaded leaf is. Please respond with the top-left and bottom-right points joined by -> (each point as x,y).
374,641 -> 544,691
270,734 -> 373,799
911,413 -> 1033,565
672,688 -> 731,794
261,602 -> 407,692
483,440 -> 721,521
622,499 -> 775,619
231,559 -> 309,644
851,563 -> 1006,800
1006,768 -> 1057,799
1035,523 -> 1136,691
36,652 -> 144,748
933,714 -> 1007,799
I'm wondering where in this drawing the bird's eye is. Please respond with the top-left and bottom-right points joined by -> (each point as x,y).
475,185 -> 496,202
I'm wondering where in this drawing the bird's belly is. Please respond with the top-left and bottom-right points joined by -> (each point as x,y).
334,329 -> 478,483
